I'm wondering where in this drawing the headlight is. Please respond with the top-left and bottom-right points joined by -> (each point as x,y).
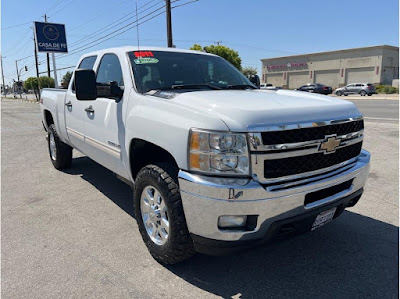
189,129 -> 249,175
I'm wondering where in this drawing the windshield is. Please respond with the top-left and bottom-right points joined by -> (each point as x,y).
128,51 -> 254,93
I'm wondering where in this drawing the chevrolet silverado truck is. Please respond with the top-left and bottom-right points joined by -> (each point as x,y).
40,47 -> 370,264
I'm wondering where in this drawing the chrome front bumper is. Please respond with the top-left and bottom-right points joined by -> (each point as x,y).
178,150 -> 370,242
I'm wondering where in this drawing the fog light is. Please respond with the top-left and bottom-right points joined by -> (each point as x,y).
218,215 -> 247,228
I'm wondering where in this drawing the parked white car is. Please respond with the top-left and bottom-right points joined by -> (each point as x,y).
40,46 -> 370,264
260,83 -> 277,90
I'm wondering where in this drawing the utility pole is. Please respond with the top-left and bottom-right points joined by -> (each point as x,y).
33,30 -> 40,99
165,0 -> 173,47
44,14 -> 51,77
1,55 -> 6,96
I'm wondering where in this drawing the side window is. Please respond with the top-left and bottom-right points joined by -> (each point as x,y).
356,83 -> 363,87
79,56 -> 97,69
72,55 -> 97,92
96,54 -> 124,87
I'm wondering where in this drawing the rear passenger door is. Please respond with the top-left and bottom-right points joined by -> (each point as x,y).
65,55 -> 97,153
82,53 -> 127,176
354,83 -> 363,93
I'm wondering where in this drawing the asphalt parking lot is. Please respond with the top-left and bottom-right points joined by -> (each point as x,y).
1,99 -> 398,298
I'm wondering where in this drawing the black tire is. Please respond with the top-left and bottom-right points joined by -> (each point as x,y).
368,93 -> 372,96
134,163 -> 195,264
360,90 -> 367,96
48,124 -> 72,170
336,91 -> 343,96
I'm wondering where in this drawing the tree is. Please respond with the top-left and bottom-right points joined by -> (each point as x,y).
242,66 -> 258,78
24,76 -> 55,100
190,44 -> 242,70
24,77 -> 39,100
189,44 -> 204,52
39,76 -> 55,88
61,71 -> 73,88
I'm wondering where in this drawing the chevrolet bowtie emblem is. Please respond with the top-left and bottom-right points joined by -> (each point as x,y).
319,135 -> 341,154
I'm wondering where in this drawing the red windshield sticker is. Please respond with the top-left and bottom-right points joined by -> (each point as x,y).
134,51 -> 154,58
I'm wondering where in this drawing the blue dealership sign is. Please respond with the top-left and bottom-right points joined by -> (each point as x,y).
34,22 -> 68,53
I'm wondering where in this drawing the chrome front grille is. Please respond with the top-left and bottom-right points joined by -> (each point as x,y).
263,142 -> 362,179
248,116 -> 364,184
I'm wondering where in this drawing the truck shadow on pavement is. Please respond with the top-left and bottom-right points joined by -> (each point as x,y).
65,156 -> 398,299
64,156 -> 135,218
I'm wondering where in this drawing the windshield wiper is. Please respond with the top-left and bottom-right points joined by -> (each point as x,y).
171,84 -> 221,90
226,84 -> 256,90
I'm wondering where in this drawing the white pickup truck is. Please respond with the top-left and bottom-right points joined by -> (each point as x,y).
40,46 -> 370,264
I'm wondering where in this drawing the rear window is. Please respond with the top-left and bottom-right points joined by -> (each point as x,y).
367,84 -> 374,86
71,55 -> 97,91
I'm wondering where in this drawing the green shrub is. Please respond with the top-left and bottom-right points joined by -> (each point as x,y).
376,85 -> 398,94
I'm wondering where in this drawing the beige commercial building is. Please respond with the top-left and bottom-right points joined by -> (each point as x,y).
261,45 -> 399,89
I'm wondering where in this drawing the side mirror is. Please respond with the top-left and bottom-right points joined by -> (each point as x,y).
96,81 -> 124,100
75,69 -> 97,101
249,75 -> 261,89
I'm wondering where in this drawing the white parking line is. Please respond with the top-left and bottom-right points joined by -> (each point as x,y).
364,117 -> 399,121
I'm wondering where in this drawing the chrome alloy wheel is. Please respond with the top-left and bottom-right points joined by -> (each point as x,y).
49,132 -> 57,161
140,185 -> 169,246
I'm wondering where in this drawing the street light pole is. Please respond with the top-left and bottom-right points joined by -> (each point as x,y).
15,60 -> 22,98
165,0 -> 173,47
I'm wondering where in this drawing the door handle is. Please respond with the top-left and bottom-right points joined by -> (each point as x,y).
65,101 -> 72,107
85,106 -> 94,113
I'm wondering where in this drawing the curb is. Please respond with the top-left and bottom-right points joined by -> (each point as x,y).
1,97 -> 39,104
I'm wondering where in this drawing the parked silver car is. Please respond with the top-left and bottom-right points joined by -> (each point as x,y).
334,83 -> 376,96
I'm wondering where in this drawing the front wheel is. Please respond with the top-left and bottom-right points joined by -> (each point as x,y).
134,164 -> 195,264
336,91 -> 343,96
48,124 -> 72,170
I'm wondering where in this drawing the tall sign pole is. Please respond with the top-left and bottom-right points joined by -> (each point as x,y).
52,53 -> 58,88
44,15 -> 51,77
165,0 -> 173,47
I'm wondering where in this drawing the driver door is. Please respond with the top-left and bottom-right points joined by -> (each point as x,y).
65,55 -> 97,153
82,53 -> 127,177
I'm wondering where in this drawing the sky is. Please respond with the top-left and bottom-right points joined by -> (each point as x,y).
1,0 -> 399,86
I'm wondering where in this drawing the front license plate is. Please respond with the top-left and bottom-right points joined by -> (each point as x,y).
311,207 -> 337,231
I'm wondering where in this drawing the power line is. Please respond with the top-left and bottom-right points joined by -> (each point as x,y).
50,0 -> 77,17
171,0 -> 199,9
58,9 -> 167,60
1,21 -> 32,31
67,0 -> 165,49
58,5 -> 166,58
45,0 -> 65,15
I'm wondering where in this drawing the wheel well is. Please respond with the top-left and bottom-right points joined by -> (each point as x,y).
44,110 -> 54,128
129,139 -> 178,179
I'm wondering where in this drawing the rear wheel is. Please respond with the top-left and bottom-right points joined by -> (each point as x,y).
368,93 -> 372,96
360,90 -> 367,96
48,124 -> 72,170
134,163 -> 195,264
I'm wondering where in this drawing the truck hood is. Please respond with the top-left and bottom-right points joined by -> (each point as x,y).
170,89 -> 361,131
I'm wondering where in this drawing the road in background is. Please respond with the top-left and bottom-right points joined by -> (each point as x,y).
348,99 -> 399,120
1,99 -> 398,298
